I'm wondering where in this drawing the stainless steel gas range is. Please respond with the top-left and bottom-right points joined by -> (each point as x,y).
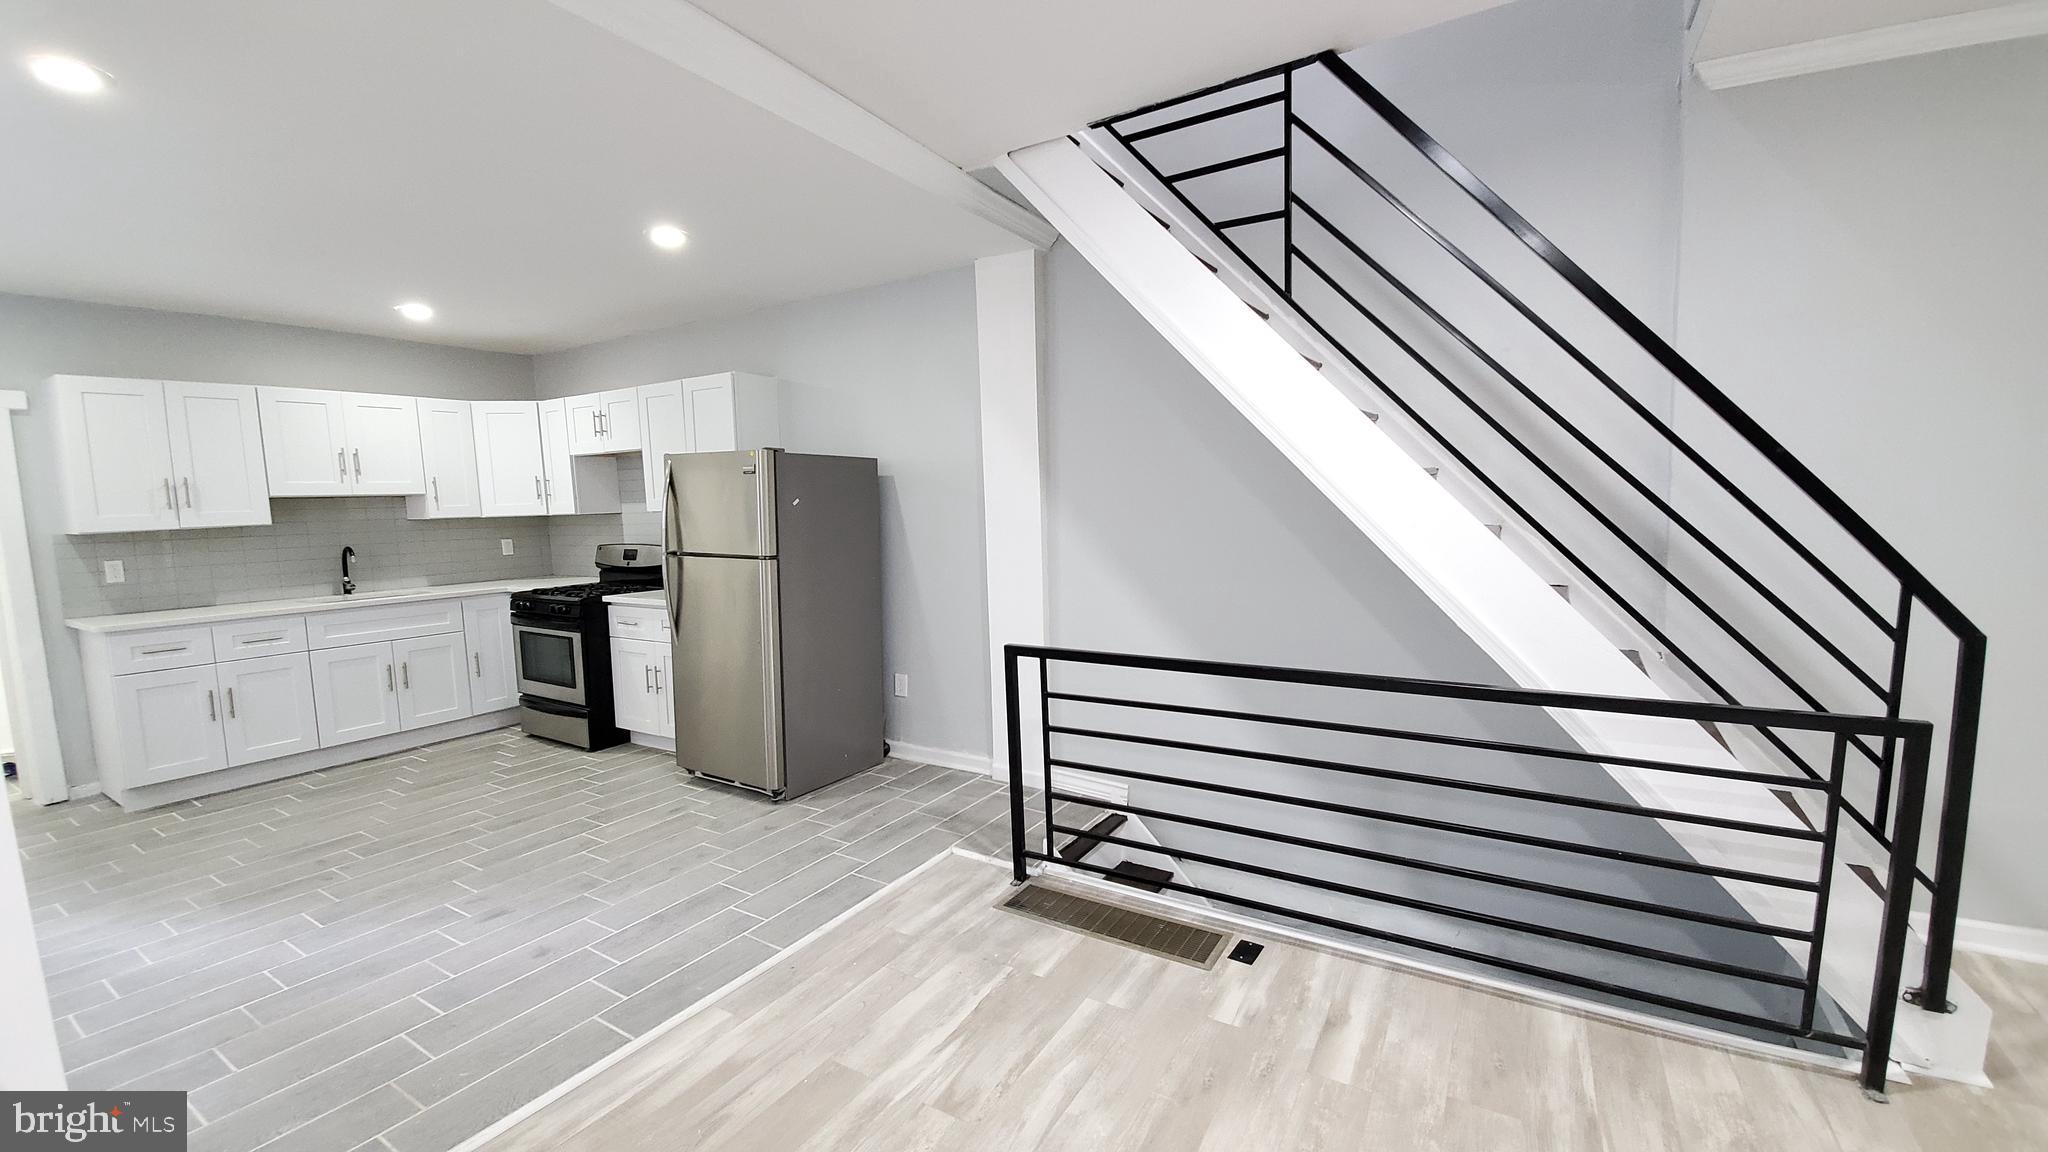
511,544 -> 661,749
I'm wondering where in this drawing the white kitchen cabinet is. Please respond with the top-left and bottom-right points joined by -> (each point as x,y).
310,641 -> 402,747
218,652 -> 320,767
471,401 -> 547,517
565,388 -> 642,456
257,388 -> 351,497
634,374 -> 781,511
406,398 -> 481,520
163,381 -> 273,528
257,387 -> 426,498
538,398 -> 621,516
462,595 -> 518,712
109,664 -> 227,786
610,637 -> 672,739
341,393 -> 427,495
394,632 -> 473,730
51,375 -> 272,533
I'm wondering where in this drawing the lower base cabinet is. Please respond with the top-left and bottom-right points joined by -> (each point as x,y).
395,632 -> 474,729
611,637 -> 672,739
311,642 -> 404,747
219,653 -> 321,766
110,665 -> 229,787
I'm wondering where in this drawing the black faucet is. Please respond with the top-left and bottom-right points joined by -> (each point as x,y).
341,546 -> 356,596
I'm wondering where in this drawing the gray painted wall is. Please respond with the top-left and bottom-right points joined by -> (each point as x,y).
531,267 -> 990,763
1674,40 -> 2048,930
0,293 -> 538,793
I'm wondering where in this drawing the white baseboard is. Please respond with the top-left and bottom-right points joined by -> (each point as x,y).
886,741 -> 989,775
66,782 -> 102,802
1912,911 -> 2048,965
1694,1 -> 2048,89
1047,767 -> 1128,807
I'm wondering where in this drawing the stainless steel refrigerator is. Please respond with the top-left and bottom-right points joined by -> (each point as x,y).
662,448 -> 883,799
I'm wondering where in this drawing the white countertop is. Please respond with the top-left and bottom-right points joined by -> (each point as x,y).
604,591 -> 667,608
66,575 -> 592,635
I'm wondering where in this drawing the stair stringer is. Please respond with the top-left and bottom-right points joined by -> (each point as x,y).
998,136 -> 1988,1083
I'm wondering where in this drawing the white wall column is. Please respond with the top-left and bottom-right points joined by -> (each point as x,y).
0,393 -> 65,806
976,250 -> 1047,782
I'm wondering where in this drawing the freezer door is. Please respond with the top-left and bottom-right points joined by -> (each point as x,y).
667,449 -> 776,558
671,554 -> 783,794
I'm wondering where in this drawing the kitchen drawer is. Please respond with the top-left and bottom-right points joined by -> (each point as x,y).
102,626 -> 216,675
305,599 -> 465,649
210,616 -> 309,659
608,603 -> 670,642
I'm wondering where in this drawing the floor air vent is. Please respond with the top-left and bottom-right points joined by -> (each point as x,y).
1000,884 -> 1227,968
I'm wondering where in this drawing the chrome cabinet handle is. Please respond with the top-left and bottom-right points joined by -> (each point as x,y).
401,662 -> 410,689
386,664 -> 395,692
644,666 -> 653,693
473,652 -> 482,677
534,476 -> 543,500
338,449 -> 347,479
139,644 -> 187,655
206,689 -> 217,721
353,448 -> 362,479
181,477 -> 193,508
226,688 -> 236,718
432,477 -> 440,508
163,478 -> 175,510
654,667 -> 663,694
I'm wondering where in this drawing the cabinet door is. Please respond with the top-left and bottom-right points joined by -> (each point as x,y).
681,375 -> 737,454
539,398 -> 577,514
410,398 -> 481,519
109,664 -> 227,787
258,387 -> 352,497
565,392 -> 606,456
600,388 -> 642,453
610,638 -> 668,737
462,595 -> 519,712
165,381 -> 272,528
637,380 -> 685,512
342,393 -> 427,495
310,641 -> 402,747
53,376 -> 181,533
471,401 -> 546,517
394,632 -> 474,730
219,652 -> 319,767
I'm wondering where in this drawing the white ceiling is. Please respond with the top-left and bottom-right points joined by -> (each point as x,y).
0,0 -> 1032,353
688,0 -> 1508,168
1696,0 -> 2021,59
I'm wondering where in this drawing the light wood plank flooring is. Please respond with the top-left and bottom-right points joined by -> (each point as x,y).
483,852 -> 2048,1152
13,730 -> 1073,1152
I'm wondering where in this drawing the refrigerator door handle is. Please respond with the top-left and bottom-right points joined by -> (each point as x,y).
663,461 -> 684,632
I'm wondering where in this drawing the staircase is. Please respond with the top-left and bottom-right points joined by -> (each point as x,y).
995,52 -> 1990,1089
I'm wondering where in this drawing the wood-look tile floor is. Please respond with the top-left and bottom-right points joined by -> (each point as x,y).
13,731 -> 1078,1152
485,853 -> 2048,1152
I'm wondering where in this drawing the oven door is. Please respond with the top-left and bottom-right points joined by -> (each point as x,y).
512,618 -> 586,706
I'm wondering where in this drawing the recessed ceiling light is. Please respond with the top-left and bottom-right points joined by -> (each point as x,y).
28,54 -> 109,95
394,301 -> 434,322
647,223 -> 688,251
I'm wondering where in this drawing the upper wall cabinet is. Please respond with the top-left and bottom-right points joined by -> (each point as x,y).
540,399 -> 622,516
634,373 -> 781,511
51,375 -> 273,534
470,400 -> 547,518
256,387 -> 426,498
406,398 -> 482,520
566,387 -> 643,456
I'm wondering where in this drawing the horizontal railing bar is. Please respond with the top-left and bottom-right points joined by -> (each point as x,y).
1213,208 -> 1287,230
1288,193 -> 1890,698
1091,55 -> 1309,129
1047,755 -> 1821,892
1313,50 -> 1979,642
1292,244 -> 1881,726
1050,724 -> 1824,841
1026,849 -> 1856,1045
1120,90 -> 1286,142
1044,797 -> 1814,941
1289,92 -> 1899,639
1049,820 -> 1811,988
1046,691 -> 1831,790
1012,645 -> 1919,739
1163,146 -> 1286,183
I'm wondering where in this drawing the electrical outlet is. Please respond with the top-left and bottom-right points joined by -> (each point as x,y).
893,673 -> 909,698
102,560 -> 125,584
500,539 -> 515,556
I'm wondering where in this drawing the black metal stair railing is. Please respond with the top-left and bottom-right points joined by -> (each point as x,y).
1004,644 -> 1936,1097
1085,51 -> 1987,1010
